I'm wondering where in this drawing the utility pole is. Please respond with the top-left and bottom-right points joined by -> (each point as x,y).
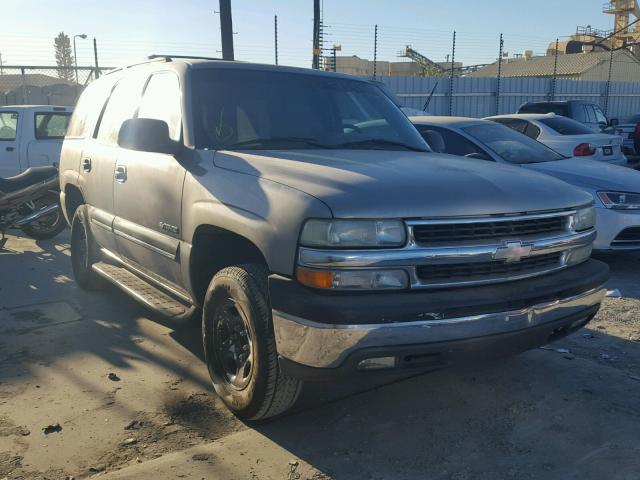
93,38 -> 100,79
312,0 -> 320,69
274,15 -> 278,65
219,0 -> 235,61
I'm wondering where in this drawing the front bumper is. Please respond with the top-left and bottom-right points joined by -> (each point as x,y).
270,259 -> 608,376
594,207 -> 640,250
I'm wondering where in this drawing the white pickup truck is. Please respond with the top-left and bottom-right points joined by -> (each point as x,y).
0,105 -> 73,178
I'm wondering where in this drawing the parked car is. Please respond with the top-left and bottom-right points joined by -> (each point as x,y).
614,114 -> 640,156
486,113 -> 627,166
0,105 -> 73,178
517,100 -> 618,133
411,116 -> 640,251
60,58 -> 607,420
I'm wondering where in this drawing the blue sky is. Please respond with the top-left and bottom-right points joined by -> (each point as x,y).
0,0 -> 612,68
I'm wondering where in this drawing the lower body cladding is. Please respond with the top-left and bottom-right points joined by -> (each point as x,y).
594,207 -> 640,250
269,259 -> 609,379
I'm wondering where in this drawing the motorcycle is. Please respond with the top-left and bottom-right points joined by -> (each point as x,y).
0,166 -> 66,246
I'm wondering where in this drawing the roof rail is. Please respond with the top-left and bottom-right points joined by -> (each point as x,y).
105,56 -> 170,75
147,54 -> 224,61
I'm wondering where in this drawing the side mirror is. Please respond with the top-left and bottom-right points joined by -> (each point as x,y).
609,118 -> 619,127
118,118 -> 181,155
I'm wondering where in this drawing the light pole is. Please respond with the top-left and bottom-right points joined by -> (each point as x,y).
73,34 -> 87,85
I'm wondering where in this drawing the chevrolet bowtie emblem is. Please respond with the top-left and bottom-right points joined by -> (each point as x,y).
493,241 -> 532,263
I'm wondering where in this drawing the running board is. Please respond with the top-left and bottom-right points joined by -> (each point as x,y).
92,261 -> 194,319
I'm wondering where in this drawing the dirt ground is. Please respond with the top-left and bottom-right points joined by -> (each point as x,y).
0,231 -> 639,480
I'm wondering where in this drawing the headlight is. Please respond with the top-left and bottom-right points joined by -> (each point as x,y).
297,267 -> 409,290
573,206 -> 596,231
597,191 -> 640,210
300,219 -> 406,248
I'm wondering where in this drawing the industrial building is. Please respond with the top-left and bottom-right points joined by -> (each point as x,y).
469,49 -> 640,81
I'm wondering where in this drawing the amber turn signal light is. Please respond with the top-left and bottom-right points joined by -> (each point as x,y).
296,267 -> 334,289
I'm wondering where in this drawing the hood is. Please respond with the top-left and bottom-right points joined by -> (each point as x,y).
525,158 -> 640,192
213,150 -> 592,218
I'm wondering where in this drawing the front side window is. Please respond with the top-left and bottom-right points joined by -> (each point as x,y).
417,125 -> 490,158
138,73 -> 182,141
463,123 -> 565,164
192,68 -> 428,152
0,112 -> 18,141
35,113 -> 71,139
97,73 -> 146,144
539,116 -> 594,135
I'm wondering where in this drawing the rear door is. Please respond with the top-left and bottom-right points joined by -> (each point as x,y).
80,73 -> 147,253
112,71 -> 186,287
26,110 -> 72,168
0,110 -> 21,177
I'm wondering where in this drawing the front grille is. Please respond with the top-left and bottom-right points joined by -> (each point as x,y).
412,216 -> 566,245
416,252 -> 563,284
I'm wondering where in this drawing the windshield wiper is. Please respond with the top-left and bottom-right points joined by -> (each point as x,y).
228,137 -> 334,149
333,138 -> 427,152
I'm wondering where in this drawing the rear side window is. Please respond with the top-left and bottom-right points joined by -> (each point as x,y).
539,116 -> 594,135
584,105 -> 597,123
97,74 -> 146,144
492,118 -> 540,139
35,113 -> 71,139
0,112 -> 18,140
138,73 -> 182,141
66,78 -> 117,138
519,103 -> 569,116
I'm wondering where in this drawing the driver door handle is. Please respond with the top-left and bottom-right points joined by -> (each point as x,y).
82,158 -> 92,172
114,165 -> 127,183
6,146 -> 14,152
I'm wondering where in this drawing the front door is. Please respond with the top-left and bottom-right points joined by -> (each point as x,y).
113,71 -> 186,287
0,110 -> 21,177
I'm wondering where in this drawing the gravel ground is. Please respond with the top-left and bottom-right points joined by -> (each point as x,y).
0,232 -> 639,480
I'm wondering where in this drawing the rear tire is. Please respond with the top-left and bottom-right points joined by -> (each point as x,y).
70,205 -> 104,290
202,264 -> 302,420
19,192 -> 66,240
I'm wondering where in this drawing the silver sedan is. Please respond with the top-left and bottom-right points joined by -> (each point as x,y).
411,115 -> 640,251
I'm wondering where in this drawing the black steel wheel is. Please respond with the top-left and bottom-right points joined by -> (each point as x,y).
202,264 -> 302,420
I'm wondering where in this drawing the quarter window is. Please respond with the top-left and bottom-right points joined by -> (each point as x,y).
594,106 -> 607,124
138,73 -> 182,141
97,74 -> 146,144
35,113 -> 72,139
0,112 -> 18,141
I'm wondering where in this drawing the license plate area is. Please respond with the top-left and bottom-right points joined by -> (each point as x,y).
603,146 -> 613,156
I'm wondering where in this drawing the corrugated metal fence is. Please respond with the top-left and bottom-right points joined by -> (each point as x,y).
374,76 -> 640,119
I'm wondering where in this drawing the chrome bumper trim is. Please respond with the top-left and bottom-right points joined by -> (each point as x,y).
272,286 -> 606,369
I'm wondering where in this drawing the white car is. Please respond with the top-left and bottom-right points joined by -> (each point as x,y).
486,113 -> 627,166
0,105 -> 73,178
411,115 -> 640,251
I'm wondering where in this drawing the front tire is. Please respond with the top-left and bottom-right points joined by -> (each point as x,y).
202,264 -> 302,420
70,205 -> 103,290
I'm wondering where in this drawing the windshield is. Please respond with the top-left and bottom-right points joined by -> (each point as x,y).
539,116 -> 594,135
192,68 -> 429,152
463,123 -> 565,164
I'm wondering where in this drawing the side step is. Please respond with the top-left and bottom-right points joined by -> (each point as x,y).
92,261 -> 193,319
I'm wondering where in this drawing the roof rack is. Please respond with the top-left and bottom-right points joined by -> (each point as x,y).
147,54 -> 224,61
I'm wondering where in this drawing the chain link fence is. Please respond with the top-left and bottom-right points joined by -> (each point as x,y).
0,66 -> 112,106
